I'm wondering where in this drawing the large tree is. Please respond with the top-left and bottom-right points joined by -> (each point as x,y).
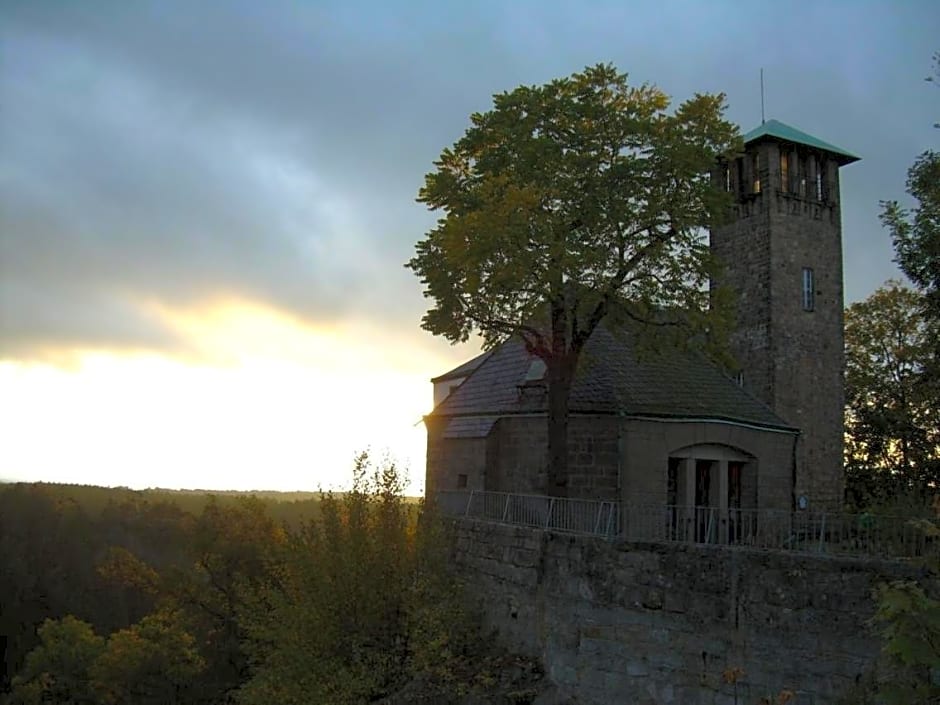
407,64 -> 739,494
844,281 -> 940,506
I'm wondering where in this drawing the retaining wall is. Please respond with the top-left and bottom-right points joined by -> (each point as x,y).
453,518 -> 932,705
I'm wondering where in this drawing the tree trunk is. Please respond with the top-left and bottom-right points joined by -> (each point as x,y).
546,291 -> 577,497
546,356 -> 575,497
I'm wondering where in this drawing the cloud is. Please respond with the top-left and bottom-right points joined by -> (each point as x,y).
0,24 -> 411,358
1,0 -> 937,363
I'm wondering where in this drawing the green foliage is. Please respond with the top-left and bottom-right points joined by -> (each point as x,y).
237,452 -> 413,704
0,482 -> 294,703
6,612 -> 204,705
156,496 -> 287,701
7,616 -> 104,705
236,453 -> 483,705
881,151 -> 940,324
844,281 -> 940,507
409,62 -> 739,350
880,50 -> 940,324
870,580 -> 940,704
2,471 -> 480,705
407,63 -> 740,489
91,610 -> 205,705
0,484 -> 142,690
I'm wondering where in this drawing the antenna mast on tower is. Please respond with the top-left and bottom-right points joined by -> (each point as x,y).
760,68 -> 766,124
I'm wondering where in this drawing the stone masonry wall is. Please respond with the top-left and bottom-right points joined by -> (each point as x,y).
453,518 -> 930,705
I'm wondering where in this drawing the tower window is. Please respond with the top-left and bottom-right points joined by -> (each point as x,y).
802,268 -> 815,311
798,155 -> 808,197
780,152 -> 789,193
815,158 -> 826,201
752,152 -> 761,194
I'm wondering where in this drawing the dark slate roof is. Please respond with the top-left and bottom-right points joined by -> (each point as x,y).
743,119 -> 860,166
442,416 -> 499,439
431,325 -> 794,431
431,350 -> 493,383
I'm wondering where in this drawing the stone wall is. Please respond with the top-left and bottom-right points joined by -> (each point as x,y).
428,415 -> 622,500
453,518 -> 929,705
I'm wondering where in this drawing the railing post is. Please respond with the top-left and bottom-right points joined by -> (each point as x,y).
465,490 -> 474,517
545,498 -> 555,530
502,493 -> 511,523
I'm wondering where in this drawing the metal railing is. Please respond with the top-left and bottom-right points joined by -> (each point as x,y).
437,490 -> 938,558
437,490 -> 621,538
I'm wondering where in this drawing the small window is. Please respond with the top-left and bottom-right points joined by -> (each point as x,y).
752,152 -> 761,194
724,163 -> 732,192
815,158 -> 826,200
456,473 -> 468,489
733,371 -> 744,387
779,152 -> 789,193
798,155 -> 808,197
802,268 -> 815,312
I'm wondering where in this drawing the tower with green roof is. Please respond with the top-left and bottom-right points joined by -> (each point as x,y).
711,119 -> 859,510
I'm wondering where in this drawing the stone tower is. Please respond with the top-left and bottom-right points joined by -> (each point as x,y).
711,119 -> 859,510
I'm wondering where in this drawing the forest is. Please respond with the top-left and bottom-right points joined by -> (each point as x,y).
0,453 -> 538,705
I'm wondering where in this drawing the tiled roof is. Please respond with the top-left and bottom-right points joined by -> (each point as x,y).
743,119 -> 860,166
442,416 -> 499,439
432,325 -> 793,431
431,350 -> 493,383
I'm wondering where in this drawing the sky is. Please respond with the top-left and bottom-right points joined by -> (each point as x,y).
0,1 -> 937,494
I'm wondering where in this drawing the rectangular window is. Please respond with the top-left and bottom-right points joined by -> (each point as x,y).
457,473 -> 468,489
779,152 -> 789,193
815,158 -> 825,200
752,152 -> 761,194
798,155 -> 808,197
802,267 -> 815,311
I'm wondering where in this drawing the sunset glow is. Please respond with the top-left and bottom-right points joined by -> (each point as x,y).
0,300 -> 472,494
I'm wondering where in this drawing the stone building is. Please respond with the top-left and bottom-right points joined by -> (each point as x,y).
425,119 -> 858,514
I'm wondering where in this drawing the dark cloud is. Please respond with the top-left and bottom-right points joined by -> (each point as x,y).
1,0 -> 937,360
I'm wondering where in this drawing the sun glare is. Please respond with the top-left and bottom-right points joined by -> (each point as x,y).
0,300 -> 465,495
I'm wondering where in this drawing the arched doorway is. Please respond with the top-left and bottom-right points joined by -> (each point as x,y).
667,444 -> 756,543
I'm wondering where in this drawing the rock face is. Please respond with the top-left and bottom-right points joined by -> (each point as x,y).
452,518 -> 931,705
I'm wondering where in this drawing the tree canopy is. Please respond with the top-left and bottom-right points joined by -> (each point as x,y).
407,64 -> 740,492
880,151 -> 940,324
844,281 -> 940,507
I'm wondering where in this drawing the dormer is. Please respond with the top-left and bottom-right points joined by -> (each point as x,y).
430,350 -> 492,408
